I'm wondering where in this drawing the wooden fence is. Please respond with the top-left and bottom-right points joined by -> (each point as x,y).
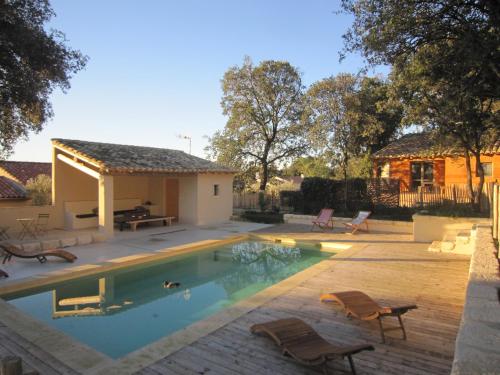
233,192 -> 279,210
493,183 -> 499,242
399,183 -> 494,211
234,182 -> 496,214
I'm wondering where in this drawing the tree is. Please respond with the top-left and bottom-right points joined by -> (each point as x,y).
305,74 -> 361,209
282,156 -> 332,178
206,57 -> 308,191
26,174 -> 51,205
341,0 -> 499,207
355,76 -> 403,154
0,0 -> 87,158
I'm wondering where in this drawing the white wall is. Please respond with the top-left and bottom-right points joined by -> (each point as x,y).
178,175 -> 198,224
196,174 -> 234,225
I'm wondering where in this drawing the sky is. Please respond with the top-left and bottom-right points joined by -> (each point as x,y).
10,0 -> 388,162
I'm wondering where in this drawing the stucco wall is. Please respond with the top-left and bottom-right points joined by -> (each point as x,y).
451,225 -> 500,374
0,199 -> 31,207
412,214 -> 490,242
178,175 -> 198,224
148,176 -> 165,214
114,175 -> 149,202
0,205 -> 61,235
196,173 -> 234,225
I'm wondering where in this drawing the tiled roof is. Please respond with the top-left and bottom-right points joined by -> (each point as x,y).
373,133 -> 500,159
0,176 -> 27,199
0,161 -> 52,184
52,139 -> 236,174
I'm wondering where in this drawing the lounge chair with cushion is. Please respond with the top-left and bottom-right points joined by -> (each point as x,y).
0,269 -> 8,278
250,317 -> 374,374
311,208 -> 334,232
0,243 -> 77,264
343,211 -> 371,234
320,291 -> 417,343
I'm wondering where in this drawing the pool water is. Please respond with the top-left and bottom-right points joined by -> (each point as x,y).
5,240 -> 330,358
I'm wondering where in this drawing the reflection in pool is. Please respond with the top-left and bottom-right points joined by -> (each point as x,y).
6,240 -> 330,358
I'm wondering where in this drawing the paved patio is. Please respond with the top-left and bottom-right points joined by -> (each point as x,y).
0,221 -> 270,282
0,224 -> 470,374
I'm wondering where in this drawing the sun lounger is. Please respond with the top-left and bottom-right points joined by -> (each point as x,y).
0,269 -> 8,278
311,208 -> 334,232
250,317 -> 374,374
0,243 -> 77,264
320,291 -> 417,343
343,211 -> 371,234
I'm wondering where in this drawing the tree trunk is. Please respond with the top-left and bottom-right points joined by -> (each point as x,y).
463,150 -> 474,205
259,162 -> 269,191
343,153 -> 349,213
473,149 -> 485,212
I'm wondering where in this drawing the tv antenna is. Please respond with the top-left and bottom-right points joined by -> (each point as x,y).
176,134 -> 192,154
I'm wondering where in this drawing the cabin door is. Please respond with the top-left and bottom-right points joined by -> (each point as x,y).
165,179 -> 179,221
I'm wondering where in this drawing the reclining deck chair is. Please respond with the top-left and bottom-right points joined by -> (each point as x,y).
344,211 -> 371,234
250,317 -> 374,375
0,243 -> 77,264
311,208 -> 334,232
320,291 -> 417,343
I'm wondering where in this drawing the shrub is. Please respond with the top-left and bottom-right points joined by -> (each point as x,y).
279,190 -> 304,213
300,177 -> 335,214
26,174 -> 51,206
241,210 -> 284,224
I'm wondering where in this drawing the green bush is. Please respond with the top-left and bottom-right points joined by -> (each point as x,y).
26,174 -> 51,206
300,177 -> 335,214
279,190 -> 304,213
241,210 -> 284,224
418,204 -> 489,218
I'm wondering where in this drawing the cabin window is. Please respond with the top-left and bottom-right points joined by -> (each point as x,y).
378,162 -> 390,178
213,184 -> 219,196
411,161 -> 433,190
481,162 -> 492,177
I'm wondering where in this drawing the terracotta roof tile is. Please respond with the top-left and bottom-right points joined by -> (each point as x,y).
0,176 -> 27,199
373,133 -> 500,159
52,139 -> 236,174
0,161 -> 52,184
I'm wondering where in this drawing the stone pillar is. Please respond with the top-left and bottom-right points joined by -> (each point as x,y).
98,175 -> 114,238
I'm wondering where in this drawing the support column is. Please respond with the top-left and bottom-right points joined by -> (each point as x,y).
98,175 -> 114,238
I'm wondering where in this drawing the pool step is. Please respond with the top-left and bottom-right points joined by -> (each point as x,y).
427,230 -> 472,255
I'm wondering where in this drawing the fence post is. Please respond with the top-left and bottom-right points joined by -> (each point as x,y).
493,184 -> 498,240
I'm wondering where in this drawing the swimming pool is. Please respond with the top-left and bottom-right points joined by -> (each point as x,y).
4,240 -> 330,358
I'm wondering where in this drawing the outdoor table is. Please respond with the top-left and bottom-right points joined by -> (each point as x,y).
17,218 -> 38,240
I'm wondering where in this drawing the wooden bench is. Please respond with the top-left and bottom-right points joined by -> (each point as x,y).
116,215 -> 175,231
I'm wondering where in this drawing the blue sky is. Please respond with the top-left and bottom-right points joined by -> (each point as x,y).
11,0 -> 387,162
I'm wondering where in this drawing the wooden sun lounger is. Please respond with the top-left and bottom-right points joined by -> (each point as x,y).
250,318 -> 374,374
311,208 -> 334,232
0,243 -> 77,264
320,291 -> 417,343
0,269 -> 8,278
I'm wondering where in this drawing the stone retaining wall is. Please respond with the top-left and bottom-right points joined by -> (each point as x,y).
283,214 -> 412,234
451,224 -> 500,374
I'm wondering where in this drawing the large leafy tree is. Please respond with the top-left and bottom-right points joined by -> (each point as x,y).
306,74 -> 361,188
282,156 -> 332,178
341,0 -> 499,207
206,57 -> 308,191
0,0 -> 87,157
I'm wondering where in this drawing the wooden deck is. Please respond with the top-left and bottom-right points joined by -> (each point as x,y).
0,227 -> 470,375
135,230 -> 470,375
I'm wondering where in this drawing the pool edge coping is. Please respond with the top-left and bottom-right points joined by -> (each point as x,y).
0,233 -> 359,374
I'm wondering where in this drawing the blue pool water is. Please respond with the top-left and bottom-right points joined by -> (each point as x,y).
5,240 -> 330,358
